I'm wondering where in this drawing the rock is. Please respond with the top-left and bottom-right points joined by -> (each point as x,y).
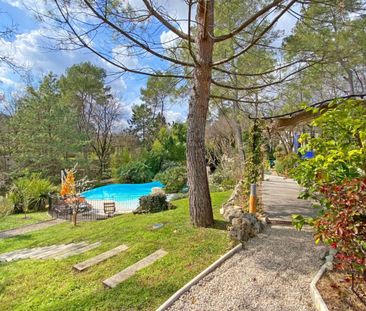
231,218 -> 242,226
228,213 -> 265,243
151,187 -> 165,195
152,223 -> 164,230
223,205 -> 244,222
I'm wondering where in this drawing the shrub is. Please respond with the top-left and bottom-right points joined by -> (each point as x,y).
8,174 -> 55,214
154,165 -> 187,193
134,193 -> 174,214
314,178 -> 366,276
292,99 -> 366,197
275,152 -> 298,177
209,168 -> 236,191
0,196 -> 13,218
115,161 -> 155,183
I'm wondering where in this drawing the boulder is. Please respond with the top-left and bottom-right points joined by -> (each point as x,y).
223,205 -> 244,222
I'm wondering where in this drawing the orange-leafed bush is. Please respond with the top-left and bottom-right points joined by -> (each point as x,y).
60,170 -> 76,197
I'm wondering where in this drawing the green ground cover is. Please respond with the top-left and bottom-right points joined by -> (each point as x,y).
0,212 -> 51,231
0,191 -> 232,311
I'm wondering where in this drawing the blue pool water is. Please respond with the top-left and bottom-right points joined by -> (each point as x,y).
81,181 -> 164,201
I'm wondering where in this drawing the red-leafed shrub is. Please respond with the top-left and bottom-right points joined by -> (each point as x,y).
314,178 -> 366,276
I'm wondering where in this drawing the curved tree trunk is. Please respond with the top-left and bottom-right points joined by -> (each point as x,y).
186,0 -> 214,227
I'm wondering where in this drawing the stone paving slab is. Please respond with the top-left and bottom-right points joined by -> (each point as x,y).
262,175 -> 317,222
0,219 -> 65,239
74,244 -> 129,271
103,249 -> 168,288
0,242 -> 100,262
55,242 -> 101,259
40,242 -> 88,259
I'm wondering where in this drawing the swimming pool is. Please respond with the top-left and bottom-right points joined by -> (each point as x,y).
81,181 -> 164,201
81,181 -> 164,213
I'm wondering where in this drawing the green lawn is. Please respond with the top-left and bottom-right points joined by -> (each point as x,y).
0,212 -> 51,231
0,191 -> 232,311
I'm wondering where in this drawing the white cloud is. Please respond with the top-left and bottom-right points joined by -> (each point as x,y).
166,110 -> 183,123
111,45 -> 139,68
0,28 -> 129,96
160,30 -> 179,50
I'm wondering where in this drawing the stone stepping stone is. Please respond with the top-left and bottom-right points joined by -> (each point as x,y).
32,244 -> 64,259
32,245 -> 68,259
0,248 -> 32,262
0,242 -> 100,262
74,244 -> 128,271
40,242 -> 88,259
152,223 -> 164,230
55,242 -> 101,260
103,249 -> 168,288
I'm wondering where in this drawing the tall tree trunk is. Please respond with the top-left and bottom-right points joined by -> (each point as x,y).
233,102 -> 245,166
186,0 -> 214,227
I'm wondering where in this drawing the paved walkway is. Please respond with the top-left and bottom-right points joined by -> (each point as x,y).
262,175 -> 317,222
0,219 -> 64,239
168,175 -> 325,311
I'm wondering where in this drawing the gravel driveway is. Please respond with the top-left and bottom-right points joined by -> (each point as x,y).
168,224 -> 325,311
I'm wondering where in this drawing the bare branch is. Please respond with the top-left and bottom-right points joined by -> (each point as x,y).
82,0 -> 194,67
212,0 -> 297,66
212,62 -> 314,91
210,94 -> 270,104
141,0 -> 192,42
212,59 -> 318,77
213,0 -> 284,42
53,0 -> 190,79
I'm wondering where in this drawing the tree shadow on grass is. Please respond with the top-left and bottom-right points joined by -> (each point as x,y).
0,233 -> 33,240
212,219 -> 229,231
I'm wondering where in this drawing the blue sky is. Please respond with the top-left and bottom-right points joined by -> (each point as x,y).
0,0 -> 297,124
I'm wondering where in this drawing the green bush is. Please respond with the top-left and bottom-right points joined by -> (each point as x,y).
154,165 -> 187,193
209,167 -> 237,191
8,174 -> 55,214
0,196 -> 13,218
275,152 -> 298,177
115,161 -> 155,183
134,193 -> 173,214
292,99 -> 366,197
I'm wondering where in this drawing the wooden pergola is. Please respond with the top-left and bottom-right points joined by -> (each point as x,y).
250,94 -> 366,130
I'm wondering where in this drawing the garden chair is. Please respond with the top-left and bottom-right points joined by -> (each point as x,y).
103,202 -> 116,217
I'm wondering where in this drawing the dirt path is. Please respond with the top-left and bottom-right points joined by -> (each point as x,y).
168,175 -> 325,311
0,219 -> 64,239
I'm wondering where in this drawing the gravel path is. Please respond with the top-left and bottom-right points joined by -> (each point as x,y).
168,225 -> 325,311
168,175 -> 325,311
0,219 -> 64,239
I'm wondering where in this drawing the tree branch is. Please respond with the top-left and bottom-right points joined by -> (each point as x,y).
213,0 -> 284,42
53,0 -> 191,79
210,94 -> 270,104
82,0 -> 194,67
141,0 -> 192,42
212,0 -> 297,66
212,62 -> 313,91
212,59 -> 317,77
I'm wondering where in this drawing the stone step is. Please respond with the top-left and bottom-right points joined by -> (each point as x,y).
32,244 -> 68,259
0,248 -> 32,262
55,242 -> 101,259
40,243 -> 87,259
25,245 -> 60,258
73,244 -> 129,271
103,249 -> 168,288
